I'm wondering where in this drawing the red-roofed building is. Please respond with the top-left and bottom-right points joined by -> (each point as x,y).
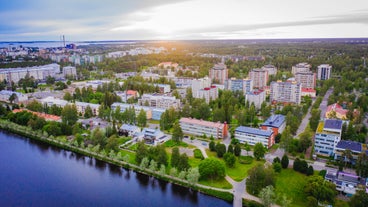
12,109 -> 61,121
301,88 -> 316,98
179,117 -> 228,139
326,103 -> 348,120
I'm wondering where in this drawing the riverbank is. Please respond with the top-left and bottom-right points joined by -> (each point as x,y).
0,119 -> 234,203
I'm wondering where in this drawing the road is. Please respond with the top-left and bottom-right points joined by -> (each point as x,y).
319,88 -> 334,119
295,99 -> 315,137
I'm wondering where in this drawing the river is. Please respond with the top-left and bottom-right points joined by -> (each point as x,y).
0,131 -> 231,207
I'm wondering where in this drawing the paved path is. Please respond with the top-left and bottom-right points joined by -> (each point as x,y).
295,99 -> 315,137
320,88 -> 334,119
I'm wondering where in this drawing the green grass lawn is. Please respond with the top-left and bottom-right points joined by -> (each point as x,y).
188,156 -> 202,168
164,140 -> 189,148
275,169 -> 308,207
226,159 -> 265,182
199,178 -> 232,189
118,149 -> 137,164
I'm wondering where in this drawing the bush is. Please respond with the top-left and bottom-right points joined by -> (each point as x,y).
209,140 -> 216,151
319,170 -> 327,177
239,156 -> 254,164
281,154 -> 289,169
193,149 -> 204,160
273,162 -> 282,173
273,157 -> 281,163
223,152 -> 236,167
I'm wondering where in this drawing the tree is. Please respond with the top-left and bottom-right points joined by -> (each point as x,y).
234,143 -> 241,156
209,140 -> 216,151
253,142 -> 266,160
309,109 -> 321,131
61,104 -> 78,125
91,127 -> 106,147
157,145 -> 168,166
172,121 -> 183,143
280,126 -> 293,152
9,93 -> 17,104
223,152 -> 236,167
279,194 -> 292,207
137,109 -> 147,127
356,152 -> 368,177
84,105 -> 93,118
140,157 -> 149,168
136,141 -> 148,164
306,165 -> 314,176
349,190 -> 368,207
227,145 -> 234,154
246,164 -> 275,195
273,162 -> 282,173
171,147 -> 180,168
273,157 -> 281,163
304,175 -> 337,204
149,159 -> 157,171
298,128 -> 312,153
215,143 -> 226,158
259,185 -> 275,207
46,75 -> 55,85
186,167 -> 200,185
198,158 -> 225,180
281,155 -> 289,169
177,154 -> 190,171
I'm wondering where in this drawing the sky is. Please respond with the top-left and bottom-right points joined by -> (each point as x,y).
1,0 -> 368,41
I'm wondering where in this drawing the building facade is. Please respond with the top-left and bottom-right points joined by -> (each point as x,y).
314,119 -> 343,156
234,126 -> 274,148
260,114 -> 286,136
317,64 -> 332,80
249,68 -> 268,89
292,62 -> 311,75
191,77 -> 211,96
225,78 -> 253,94
295,71 -> 316,89
138,94 -> 181,110
179,117 -> 228,139
62,66 -> 77,78
270,81 -> 302,104
245,90 -> 266,109
196,86 -> 218,103
0,63 -> 60,83
261,65 -> 277,76
209,63 -> 228,84
0,90 -> 28,103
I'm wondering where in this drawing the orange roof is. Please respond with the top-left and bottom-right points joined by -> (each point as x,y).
126,90 -> 138,96
180,117 -> 225,128
326,103 -> 348,116
301,88 -> 316,92
12,109 -> 61,121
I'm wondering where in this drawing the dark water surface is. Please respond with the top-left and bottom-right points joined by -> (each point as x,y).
0,131 -> 231,207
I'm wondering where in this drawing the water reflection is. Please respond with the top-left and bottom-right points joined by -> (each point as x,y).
136,172 -> 150,188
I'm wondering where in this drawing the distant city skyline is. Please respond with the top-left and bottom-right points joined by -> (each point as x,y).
1,0 -> 368,41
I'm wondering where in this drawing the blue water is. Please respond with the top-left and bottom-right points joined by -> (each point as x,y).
0,131 -> 231,207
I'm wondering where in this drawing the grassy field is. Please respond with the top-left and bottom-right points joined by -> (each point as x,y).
226,159 -> 265,182
275,169 -> 308,207
199,178 -> 232,189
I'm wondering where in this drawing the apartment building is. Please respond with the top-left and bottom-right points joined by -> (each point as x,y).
234,126 -> 274,148
270,81 -> 302,104
0,63 -> 60,83
75,101 -> 100,116
0,90 -> 28,103
62,66 -> 77,78
245,89 -> 266,109
260,114 -> 286,136
138,94 -> 180,109
249,68 -> 268,89
196,86 -> 218,103
295,71 -> 316,89
261,65 -> 277,76
191,77 -> 211,95
225,78 -> 253,94
334,140 -> 363,165
111,103 -> 152,119
292,62 -> 311,75
317,64 -> 332,80
179,117 -> 228,139
314,119 -> 343,156
209,63 -> 228,84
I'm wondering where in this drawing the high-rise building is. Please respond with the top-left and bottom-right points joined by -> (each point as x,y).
209,63 -> 228,84
191,77 -> 211,95
225,78 -> 253,94
295,71 -> 316,89
261,65 -> 277,76
292,63 -> 311,75
317,64 -> 332,80
314,119 -> 343,156
196,86 -> 218,103
245,90 -> 265,109
270,81 -> 302,104
249,68 -> 268,89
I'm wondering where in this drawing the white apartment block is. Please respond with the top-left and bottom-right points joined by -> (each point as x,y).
245,90 -> 266,109
317,64 -> 332,80
0,90 -> 28,103
75,101 -> 100,116
191,76 -> 211,95
292,63 -> 311,75
225,78 -> 253,94
40,96 -> 68,108
179,117 -> 228,139
209,63 -> 228,84
261,65 -> 277,76
249,68 -> 268,89
196,86 -> 218,103
235,126 -> 274,148
295,72 -> 316,89
0,64 -> 60,83
138,94 -> 181,109
111,103 -> 152,119
314,119 -> 343,156
270,81 -> 302,104
62,66 -> 77,78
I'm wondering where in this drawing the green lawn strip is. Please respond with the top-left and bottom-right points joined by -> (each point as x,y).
274,169 -> 308,207
226,159 -> 265,182
164,140 -> 189,148
199,178 -> 232,189
118,137 -> 132,145
188,156 -> 202,167
118,149 -> 137,164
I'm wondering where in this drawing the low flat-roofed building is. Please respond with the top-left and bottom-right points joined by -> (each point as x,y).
179,117 -> 228,139
260,114 -> 286,136
301,88 -> 316,98
0,90 -> 28,103
119,124 -> 141,137
111,103 -> 152,119
314,119 -> 343,156
152,108 -> 166,120
235,126 -> 274,148
137,128 -> 166,145
75,101 -> 100,116
334,140 -> 363,165
40,96 -> 68,108
138,94 -> 180,110
325,170 -> 367,196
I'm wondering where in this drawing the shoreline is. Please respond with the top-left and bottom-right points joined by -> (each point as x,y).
0,119 -> 234,203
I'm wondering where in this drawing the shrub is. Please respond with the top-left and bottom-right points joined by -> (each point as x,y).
193,149 -> 204,159
239,156 -> 254,164
273,162 -> 282,173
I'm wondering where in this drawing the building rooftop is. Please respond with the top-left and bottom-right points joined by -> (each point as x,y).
180,117 -> 224,128
120,124 -> 140,132
235,126 -> 273,137
261,115 -> 286,128
326,103 -> 348,117
246,89 -> 264,96
324,119 -> 343,130
301,88 -> 316,93
336,140 -> 362,152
